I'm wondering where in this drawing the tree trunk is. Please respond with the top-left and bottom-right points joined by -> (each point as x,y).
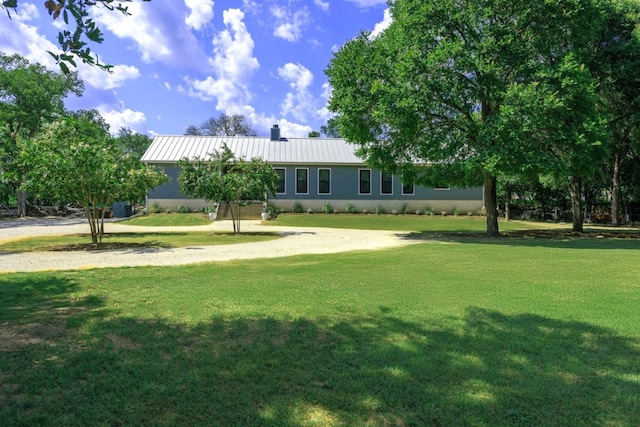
569,175 -> 583,233
17,190 -> 26,218
504,186 -> 511,222
484,174 -> 499,237
611,151 -> 621,227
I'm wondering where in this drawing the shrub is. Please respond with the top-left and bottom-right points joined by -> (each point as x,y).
148,202 -> 162,214
375,205 -> 386,215
306,208 -> 314,214
453,207 -> 460,216
265,204 -> 279,219
292,202 -> 304,213
346,203 -> 357,214
467,211 -> 473,216
321,203 -> 333,214
177,204 -> 191,214
425,207 -> 433,216
400,203 -> 409,214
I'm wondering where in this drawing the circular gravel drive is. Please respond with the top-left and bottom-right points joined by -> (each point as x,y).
0,217 -> 418,273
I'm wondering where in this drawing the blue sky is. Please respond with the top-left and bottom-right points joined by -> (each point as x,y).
1,0 -> 392,138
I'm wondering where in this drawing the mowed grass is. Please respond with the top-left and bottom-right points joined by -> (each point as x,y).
269,212 -> 561,232
122,212 -> 212,226
0,232 -> 280,252
1,217 -> 640,425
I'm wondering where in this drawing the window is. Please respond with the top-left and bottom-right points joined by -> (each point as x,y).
359,169 -> 371,194
381,172 -> 393,195
402,183 -> 415,195
318,169 -> 331,194
296,168 -> 308,194
434,185 -> 450,190
275,168 -> 286,194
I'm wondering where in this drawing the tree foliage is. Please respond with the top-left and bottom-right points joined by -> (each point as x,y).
177,145 -> 279,233
185,114 -> 257,137
0,52 -> 83,215
1,0 -> 152,73
116,127 -> 152,160
21,110 -> 167,244
326,0 -> 615,235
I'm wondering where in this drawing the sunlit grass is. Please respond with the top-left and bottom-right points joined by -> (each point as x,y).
0,231 -> 280,252
1,215 -> 639,425
120,212 -> 212,226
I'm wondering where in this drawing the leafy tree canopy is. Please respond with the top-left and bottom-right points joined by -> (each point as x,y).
326,0 -> 612,235
21,110 -> 167,243
177,145 -> 278,233
116,127 -> 152,160
185,114 -> 257,137
1,0 -> 151,73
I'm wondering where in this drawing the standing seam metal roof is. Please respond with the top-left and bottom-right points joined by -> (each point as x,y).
141,135 -> 365,165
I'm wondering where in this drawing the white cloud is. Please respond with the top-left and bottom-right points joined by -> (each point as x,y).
80,64 -> 140,90
370,8 -> 392,39
186,8 -> 259,111
91,0 -> 209,70
97,104 -> 147,135
184,0 -> 214,31
278,63 -> 318,122
345,0 -> 387,8
271,6 -> 310,42
0,4 -> 59,68
314,0 -> 330,12
316,82 -> 333,122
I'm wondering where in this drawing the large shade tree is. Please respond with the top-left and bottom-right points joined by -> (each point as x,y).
185,114 -> 257,137
0,53 -> 83,216
326,0 -> 610,235
21,110 -> 167,244
177,145 -> 279,234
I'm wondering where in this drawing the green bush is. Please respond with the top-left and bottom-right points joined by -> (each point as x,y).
375,205 -> 386,215
147,202 -> 162,214
346,203 -> 357,214
292,202 -> 304,213
401,203 -> 409,214
177,204 -> 191,214
321,203 -> 333,214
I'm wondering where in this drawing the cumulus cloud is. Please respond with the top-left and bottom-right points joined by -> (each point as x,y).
370,8 -> 392,39
271,6 -> 310,42
97,104 -> 147,135
278,62 -> 319,123
184,0 -> 215,31
186,8 -> 259,111
91,0 -> 209,70
80,64 -> 140,90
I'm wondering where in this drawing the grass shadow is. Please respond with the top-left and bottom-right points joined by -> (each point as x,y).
1,286 -> 638,425
402,228 -> 640,250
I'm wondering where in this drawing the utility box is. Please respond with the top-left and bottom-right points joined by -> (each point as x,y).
112,202 -> 132,218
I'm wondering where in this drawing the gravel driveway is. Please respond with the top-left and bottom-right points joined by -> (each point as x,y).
0,217 -> 417,273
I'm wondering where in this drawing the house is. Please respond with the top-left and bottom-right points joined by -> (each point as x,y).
141,125 -> 484,216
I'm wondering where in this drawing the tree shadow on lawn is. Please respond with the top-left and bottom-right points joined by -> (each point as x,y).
1,278 -> 639,426
402,228 -> 640,250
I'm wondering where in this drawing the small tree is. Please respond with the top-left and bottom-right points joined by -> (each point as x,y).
177,145 -> 279,233
21,111 -> 167,244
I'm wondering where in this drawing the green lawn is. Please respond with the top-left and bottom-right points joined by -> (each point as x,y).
0,232 -> 280,252
120,212 -> 212,226
1,217 -> 639,425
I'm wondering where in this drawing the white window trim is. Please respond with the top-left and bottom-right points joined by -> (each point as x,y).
318,168 -> 331,195
275,168 -> 286,194
380,172 -> 394,195
434,185 -> 451,191
358,168 -> 372,195
402,184 -> 415,195
295,168 -> 309,195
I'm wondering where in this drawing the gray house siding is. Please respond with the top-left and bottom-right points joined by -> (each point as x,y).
142,132 -> 484,215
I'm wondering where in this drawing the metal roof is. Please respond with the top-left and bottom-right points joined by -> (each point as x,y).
141,135 -> 365,165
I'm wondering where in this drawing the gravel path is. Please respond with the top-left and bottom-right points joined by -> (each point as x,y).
0,217 -> 417,273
